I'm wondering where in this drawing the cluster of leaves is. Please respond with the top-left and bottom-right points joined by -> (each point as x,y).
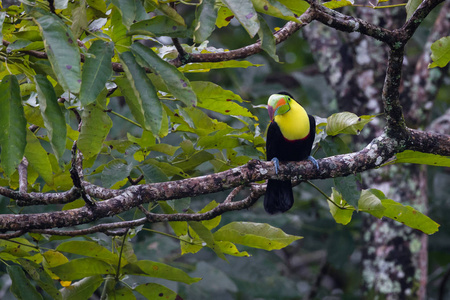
0,0 -> 448,299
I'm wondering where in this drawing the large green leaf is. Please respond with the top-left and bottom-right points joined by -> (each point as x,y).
326,112 -> 375,136
191,81 -> 255,118
0,75 -> 27,176
131,42 -> 197,106
129,16 -> 189,38
111,0 -> 147,28
222,0 -> 260,38
193,0 -> 217,43
60,275 -> 104,300
213,222 -> 302,250
49,258 -> 115,280
405,0 -> 422,21
33,12 -> 81,93
118,51 -> 162,135
328,188 -> 354,225
7,265 -> 43,300
178,60 -> 262,72
429,36 -> 450,68
358,189 -> 385,218
122,260 -> 201,284
135,283 -> 180,300
323,0 -> 354,9
56,241 -> 120,265
79,40 -> 114,106
77,101 -> 113,159
277,0 -> 310,16
24,129 -> 54,186
111,7 -> 131,53
189,221 -> 226,260
252,0 -> 298,22
258,15 -> 279,62
381,199 -> 439,234
101,159 -> 133,188
35,74 -> 67,163
385,150 -> 450,167
17,258 -> 62,300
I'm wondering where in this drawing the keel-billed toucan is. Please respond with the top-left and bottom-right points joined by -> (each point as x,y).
264,92 -> 317,214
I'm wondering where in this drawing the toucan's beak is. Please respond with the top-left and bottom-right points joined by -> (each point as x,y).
268,105 -> 275,122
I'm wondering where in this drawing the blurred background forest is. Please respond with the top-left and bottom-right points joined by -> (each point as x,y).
1,0 -> 449,299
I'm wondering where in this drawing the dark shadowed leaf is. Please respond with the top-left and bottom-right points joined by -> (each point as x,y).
7,265 -> 43,300
129,16 -> 189,38
135,283 -> 181,300
193,0 -> 217,43
60,275 -> 104,300
222,0 -> 260,37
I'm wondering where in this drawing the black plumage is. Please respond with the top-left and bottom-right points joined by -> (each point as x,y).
264,113 -> 316,214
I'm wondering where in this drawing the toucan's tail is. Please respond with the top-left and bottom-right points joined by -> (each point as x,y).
264,179 -> 294,214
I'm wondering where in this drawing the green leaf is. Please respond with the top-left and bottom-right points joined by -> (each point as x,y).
33,12 -> 81,93
56,241 -> 120,265
215,6 -> 234,28
213,222 -> 302,250
135,283 -> 180,300
334,175 -> 360,207
328,188 -> 354,225
111,7 -> 131,53
111,0 -> 146,28
216,241 -> 250,257
77,102 -> 113,159
222,0 -> 260,38
49,257 -> 115,281
252,0 -> 298,22
191,81 -> 255,118
189,221 -> 226,260
79,40 -> 114,106
118,51 -> 162,135
35,74 -> 67,163
429,36 -> 450,68
386,150 -> 450,167
358,189 -> 385,218
101,159 -> 132,188
405,0 -> 422,21
17,258 -> 62,300
131,42 -> 197,106
173,150 -> 214,171
277,0 -> 310,16
323,0 -> 354,9
24,129 -> 54,186
257,15 -> 279,62
60,275 -> 104,300
129,16 -> 189,38
122,260 -> 201,284
326,112 -> 375,136
193,0 -> 217,43
71,0 -> 88,38
381,199 -> 440,234
0,75 -> 27,176
7,265 -> 43,300
109,285 -> 136,300
178,60 -> 262,72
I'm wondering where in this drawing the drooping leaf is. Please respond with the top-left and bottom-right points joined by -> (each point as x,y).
178,60 -> 262,72
118,51 -> 162,135
56,241 -> 120,265
60,275 -> 104,300
358,189 -> 385,218
0,75 -> 27,176
7,265 -> 43,300
257,15 -> 279,62
213,222 -> 302,250
33,12 -> 81,93
79,40 -> 114,106
71,0 -> 88,38
111,7 -> 131,53
222,0 -> 260,38
17,258 -> 62,300
131,42 -> 197,106
129,16 -> 189,38
35,74 -> 67,163
49,258 -> 115,281
252,0 -> 298,22
326,112 -> 375,136
328,187 -> 354,225
189,221 -> 226,260
429,36 -> 450,68
323,0 -> 354,9
24,129 -> 54,186
381,199 -> 440,234
122,260 -> 201,284
191,81 -> 255,118
193,0 -> 218,43
135,283 -> 180,300
405,0 -> 422,21
77,101 -> 113,159
385,150 -> 450,167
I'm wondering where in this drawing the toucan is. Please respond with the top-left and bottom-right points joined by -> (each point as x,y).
264,92 -> 317,214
